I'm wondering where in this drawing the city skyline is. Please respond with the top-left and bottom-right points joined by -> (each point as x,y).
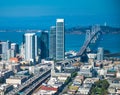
0,1 -> 120,95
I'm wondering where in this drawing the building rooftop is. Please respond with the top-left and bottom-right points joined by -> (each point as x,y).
9,58 -> 19,63
8,75 -> 27,80
0,84 -> 12,90
11,43 -> 17,45
82,65 -> 92,69
24,33 -> 35,36
56,19 -> 64,22
40,85 -> 58,91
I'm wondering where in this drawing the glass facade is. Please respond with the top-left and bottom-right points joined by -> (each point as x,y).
56,19 -> 65,60
49,26 -> 56,59
97,47 -> 104,61
40,31 -> 49,59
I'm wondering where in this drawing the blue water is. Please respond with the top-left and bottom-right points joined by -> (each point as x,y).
0,32 -> 120,53
0,16 -> 120,30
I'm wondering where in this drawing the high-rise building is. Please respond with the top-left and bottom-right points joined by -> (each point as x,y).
20,43 -> 25,59
11,43 -> 19,54
24,33 -> 36,63
56,19 -> 65,60
40,31 -> 49,59
7,49 -> 11,60
7,49 -> 16,60
49,26 -> 56,59
1,41 -> 11,60
97,47 -> 104,61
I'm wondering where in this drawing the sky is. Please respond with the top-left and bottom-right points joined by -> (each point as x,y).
0,0 -> 120,29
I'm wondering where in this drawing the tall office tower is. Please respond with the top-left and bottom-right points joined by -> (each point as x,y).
40,31 -> 49,59
1,41 -> 11,60
7,49 -> 16,60
56,19 -> 65,60
24,33 -> 36,63
7,49 -> 11,60
20,43 -> 25,59
11,43 -> 19,54
35,35 -> 40,63
49,26 -> 56,59
35,35 -> 40,57
97,47 -> 104,61
10,49 -> 16,58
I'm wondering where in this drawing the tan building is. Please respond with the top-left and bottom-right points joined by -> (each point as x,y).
6,75 -> 27,87
6,63 -> 20,73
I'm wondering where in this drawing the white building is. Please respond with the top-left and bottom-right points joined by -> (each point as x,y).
24,33 -> 36,64
78,65 -> 94,77
97,47 -> 104,61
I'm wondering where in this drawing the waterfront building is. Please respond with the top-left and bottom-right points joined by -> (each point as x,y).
49,26 -> 56,59
56,19 -> 65,60
24,33 -> 36,64
97,47 -> 104,61
40,31 -> 49,59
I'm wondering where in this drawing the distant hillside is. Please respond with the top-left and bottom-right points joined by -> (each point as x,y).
66,26 -> 120,34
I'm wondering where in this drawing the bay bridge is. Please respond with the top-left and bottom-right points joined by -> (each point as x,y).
77,25 -> 101,56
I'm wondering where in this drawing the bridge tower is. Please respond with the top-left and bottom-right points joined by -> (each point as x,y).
85,30 -> 91,41
85,30 -> 91,52
91,25 -> 100,43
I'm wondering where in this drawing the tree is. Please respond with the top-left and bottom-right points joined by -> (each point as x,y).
91,80 -> 109,95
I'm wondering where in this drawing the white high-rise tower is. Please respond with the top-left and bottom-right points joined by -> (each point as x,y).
24,33 -> 36,63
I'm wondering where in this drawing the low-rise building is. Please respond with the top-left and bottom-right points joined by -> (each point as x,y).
0,69 -> 13,82
6,63 -> 21,73
78,64 -> 94,77
84,78 -> 99,84
67,86 -> 79,95
6,75 -> 27,87
108,78 -> 120,94
76,87 -> 91,95
0,84 -> 13,95
33,85 -> 58,95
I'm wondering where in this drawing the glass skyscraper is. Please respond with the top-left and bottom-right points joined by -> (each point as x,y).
49,26 -> 56,59
40,31 -> 49,59
56,19 -> 65,60
24,33 -> 36,63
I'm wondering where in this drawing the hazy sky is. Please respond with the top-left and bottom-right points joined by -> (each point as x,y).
0,0 -> 120,28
